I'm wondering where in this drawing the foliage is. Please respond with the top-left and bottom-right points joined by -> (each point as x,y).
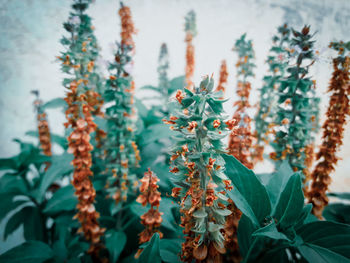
254,24 -> 291,162
228,33 -> 255,169
223,154 -> 350,263
164,76 -> 236,262
270,26 -> 320,181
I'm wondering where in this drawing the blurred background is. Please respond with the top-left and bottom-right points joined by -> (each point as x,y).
0,0 -> 349,251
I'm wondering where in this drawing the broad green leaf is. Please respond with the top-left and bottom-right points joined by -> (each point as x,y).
237,214 -> 256,257
169,76 -> 185,95
0,157 -> 18,171
138,233 -> 162,263
252,222 -> 290,241
274,173 -> 304,229
22,206 -> 44,241
297,221 -> 350,259
43,185 -> 77,215
323,203 -> 350,224
159,238 -> 182,263
328,192 -> 350,201
105,230 -> 127,263
0,174 -> 27,195
42,98 -> 66,110
0,241 -> 54,263
298,244 -> 350,263
266,160 -> 293,207
37,153 -> 73,201
0,194 -> 28,222
223,154 -> 271,227
139,124 -> 173,146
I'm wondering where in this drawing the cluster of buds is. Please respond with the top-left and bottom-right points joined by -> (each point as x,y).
136,168 -> 163,244
31,90 -> 52,157
157,43 -> 171,115
184,10 -> 197,90
119,3 -> 137,49
165,76 -> 236,262
307,41 -> 350,218
60,0 -> 105,255
104,3 -> 140,204
254,24 -> 291,164
215,60 -> 228,96
271,26 -> 320,180
228,34 -> 255,170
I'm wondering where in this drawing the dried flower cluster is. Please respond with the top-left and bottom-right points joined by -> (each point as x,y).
165,76 -> 235,262
254,24 -> 291,164
104,3 -> 140,204
31,90 -> 52,157
271,26 -> 320,180
184,10 -> 197,90
307,41 -> 350,218
136,168 -> 163,244
215,60 -> 228,96
228,34 -> 255,169
59,0 -> 105,255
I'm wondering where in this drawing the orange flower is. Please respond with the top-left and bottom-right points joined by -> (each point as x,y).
187,121 -> 198,132
176,90 -> 185,104
213,119 -> 221,128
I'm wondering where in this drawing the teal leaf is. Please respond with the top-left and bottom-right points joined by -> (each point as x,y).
105,230 -> 127,263
42,98 -> 66,110
223,154 -> 271,227
298,244 -> 350,263
252,222 -> 290,241
138,233 -> 162,263
159,238 -> 182,263
0,241 -> 54,263
273,173 -> 304,229
43,185 -> 77,215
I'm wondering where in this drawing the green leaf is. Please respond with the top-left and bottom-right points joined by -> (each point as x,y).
37,153 -> 73,201
252,222 -> 290,241
298,244 -> 350,263
297,221 -> 350,259
42,98 -> 66,110
207,98 -> 223,114
273,173 -> 304,229
323,203 -> 350,224
43,185 -> 77,215
139,124 -> 173,146
0,157 -> 18,171
328,192 -> 350,201
169,76 -> 185,95
0,194 -> 28,222
266,160 -> 293,208
138,233 -> 162,263
0,174 -> 27,195
237,214 -> 257,258
159,238 -> 182,263
105,230 -> 127,263
0,241 -> 54,263
223,154 -> 271,227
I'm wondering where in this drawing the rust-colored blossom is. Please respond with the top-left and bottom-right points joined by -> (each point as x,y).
119,3 -> 137,49
32,92 -> 52,157
307,45 -> 350,219
216,60 -> 228,96
136,169 -> 163,257
187,121 -> 198,132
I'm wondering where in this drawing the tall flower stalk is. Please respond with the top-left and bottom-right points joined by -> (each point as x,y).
158,43 -> 171,115
31,90 -> 52,157
307,41 -> 350,218
228,34 -> 255,169
164,76 -> 235,262
253,24 -> 291,163
270,26 -> 320,181
59,0 -> 105,255
215,60 -> 228,96
185,10 -> 197,90
135,168 -> 163,257
104,3 -> 140,204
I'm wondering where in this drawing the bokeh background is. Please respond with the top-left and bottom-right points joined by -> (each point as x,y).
0,0 -> 349,252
